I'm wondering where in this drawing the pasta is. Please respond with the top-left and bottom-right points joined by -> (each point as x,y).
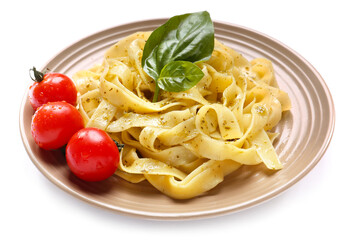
72,31 -> 291,199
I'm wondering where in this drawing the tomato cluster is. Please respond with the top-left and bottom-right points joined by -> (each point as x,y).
29,68 -> 120,181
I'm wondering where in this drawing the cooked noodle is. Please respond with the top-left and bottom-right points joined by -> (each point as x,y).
73,32 -> 291,199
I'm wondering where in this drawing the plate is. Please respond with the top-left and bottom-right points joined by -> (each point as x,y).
19,19 -> 335,220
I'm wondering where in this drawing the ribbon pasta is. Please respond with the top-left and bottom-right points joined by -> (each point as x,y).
73,32 -> 291,199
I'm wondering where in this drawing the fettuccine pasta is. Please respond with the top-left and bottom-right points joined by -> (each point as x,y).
72,32 -> 291,199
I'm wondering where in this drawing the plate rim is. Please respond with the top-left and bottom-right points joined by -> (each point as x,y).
19,18 -> 335,220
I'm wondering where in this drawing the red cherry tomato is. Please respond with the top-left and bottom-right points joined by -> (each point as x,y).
65,128 -> 120,182
29,67 -> 77,110
31,101 -> 84,150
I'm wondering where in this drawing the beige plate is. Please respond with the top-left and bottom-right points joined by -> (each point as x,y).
19,19 -> 335,220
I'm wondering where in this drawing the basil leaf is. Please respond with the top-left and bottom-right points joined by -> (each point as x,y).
142,11 -> 214,80
157,61 -> 204,92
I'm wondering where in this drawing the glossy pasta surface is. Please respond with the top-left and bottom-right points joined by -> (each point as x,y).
73,32 -> 291,199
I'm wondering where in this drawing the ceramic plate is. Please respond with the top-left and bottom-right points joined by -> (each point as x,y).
19,19 -> 335,220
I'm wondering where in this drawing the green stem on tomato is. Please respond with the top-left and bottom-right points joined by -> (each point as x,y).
29,67 -> 45,83
112,140 -> 124,153
152,83 -> 160,102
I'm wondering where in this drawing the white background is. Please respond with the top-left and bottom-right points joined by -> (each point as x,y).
1,0 -> 348,239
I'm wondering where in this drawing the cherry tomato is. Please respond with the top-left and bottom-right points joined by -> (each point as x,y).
65,128 -> 120,182
29,67 -> 77,110
31,101 -> 84,150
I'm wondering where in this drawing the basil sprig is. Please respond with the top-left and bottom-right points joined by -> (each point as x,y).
141,11 -> 214,102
